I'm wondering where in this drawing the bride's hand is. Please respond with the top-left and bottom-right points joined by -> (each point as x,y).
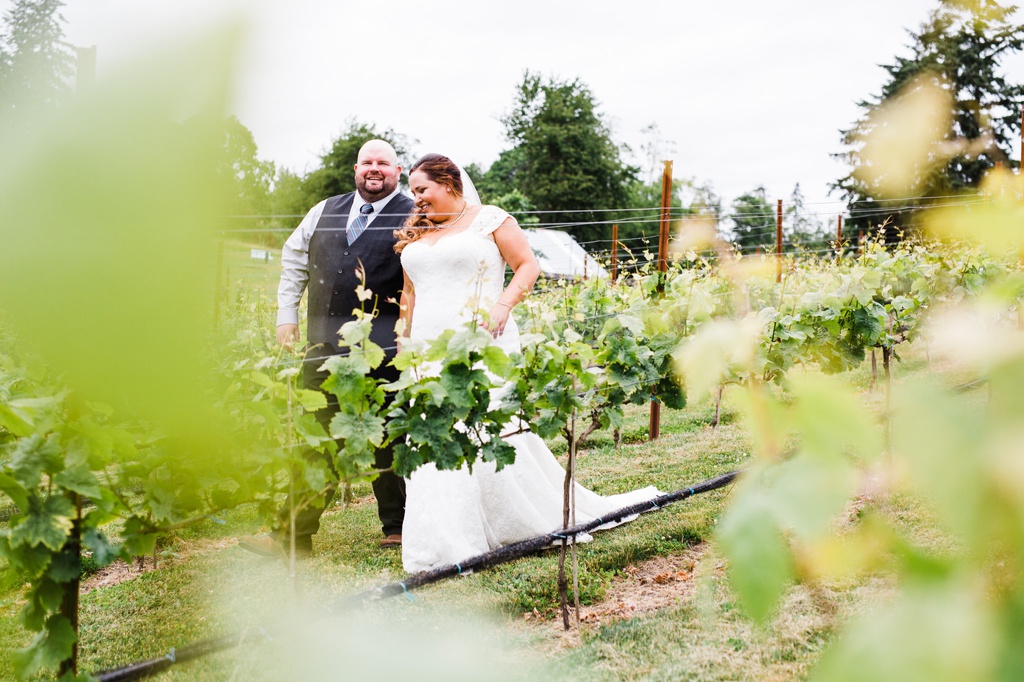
481,303 -> 511,337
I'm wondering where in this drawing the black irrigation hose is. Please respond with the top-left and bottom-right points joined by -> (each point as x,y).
92,469 -> 740,682
330,469 -> 740,609
95,631 -> 267,682
953,376 -> 989,393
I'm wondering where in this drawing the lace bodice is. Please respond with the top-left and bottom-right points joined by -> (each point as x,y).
400,205 -> 519,352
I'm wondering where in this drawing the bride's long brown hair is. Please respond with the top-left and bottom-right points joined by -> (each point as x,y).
393,153 -> 464,254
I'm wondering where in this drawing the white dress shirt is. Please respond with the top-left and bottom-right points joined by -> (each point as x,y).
276,187 -> 403,327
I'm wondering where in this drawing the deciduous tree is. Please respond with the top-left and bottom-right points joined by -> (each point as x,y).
301,119 -> 413,206
497,72 -> 638,244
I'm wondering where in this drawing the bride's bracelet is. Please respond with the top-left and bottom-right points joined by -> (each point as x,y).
496,301 -> 512,309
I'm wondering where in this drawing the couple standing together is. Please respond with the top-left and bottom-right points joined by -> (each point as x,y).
241,140 -> 659,573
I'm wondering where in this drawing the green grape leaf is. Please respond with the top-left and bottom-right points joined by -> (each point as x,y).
19,577 -> 63,631
0,401 -> 33,437
480,436 -> 517,471
144,485 -> 176,523
358,340 -> 385,371
12,614 -> 77,681
329,411 -> 385,448
9,434 -> 63,489
391,442 -> 425,478
0,472 -> 30,511
482,345 -> 512,377
439,364 -> 487,411
10,496 -> 74,551
788,374 -> 882,463
319,357 -> 371,401
812,582 -> 995,682
82,528 -> 120,568
53,464 -> 102,499
717,486 -> 793,624
296,389 -> 328,413
90,487 -> 128,518
0,533 -> 53,578
45,550 -> 81,583
768,453 -> 857,543
338,318 -> 369,346
121,530 -> 157,558
298,459 -> 332,496
294,412 -> 333,449
247,371 -> 274,389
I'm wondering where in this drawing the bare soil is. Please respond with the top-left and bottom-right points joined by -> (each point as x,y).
81,537 -> 236,594
521,544 -> 709,644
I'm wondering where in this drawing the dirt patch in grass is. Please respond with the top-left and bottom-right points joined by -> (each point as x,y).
81,537 -> 237,594
521,543 -> 709,643
81,559 -> 155,594
579,545 -> 707,625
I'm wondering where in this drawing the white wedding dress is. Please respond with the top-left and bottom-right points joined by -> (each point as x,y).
399,205 -> 661,573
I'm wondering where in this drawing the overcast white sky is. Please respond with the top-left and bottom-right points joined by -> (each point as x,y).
11,0 -> 1024,216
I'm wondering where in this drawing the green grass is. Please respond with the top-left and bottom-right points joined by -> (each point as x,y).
0,392 -> 744,680
0,342 -> 968,681
219,238 -> 282,301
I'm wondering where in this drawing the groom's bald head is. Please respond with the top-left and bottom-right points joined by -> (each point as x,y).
354,139 -> 401,202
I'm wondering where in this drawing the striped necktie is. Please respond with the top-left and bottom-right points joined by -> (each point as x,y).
347,203 -> 374,244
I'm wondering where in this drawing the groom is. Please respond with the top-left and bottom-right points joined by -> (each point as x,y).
241,139 -> 413,557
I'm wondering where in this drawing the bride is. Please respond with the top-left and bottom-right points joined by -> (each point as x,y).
394,153 -> 660,573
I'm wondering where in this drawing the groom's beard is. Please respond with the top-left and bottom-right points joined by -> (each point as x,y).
357,174 -> 398,202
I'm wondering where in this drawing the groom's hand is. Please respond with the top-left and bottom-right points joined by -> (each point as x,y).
276,323 -> 300,349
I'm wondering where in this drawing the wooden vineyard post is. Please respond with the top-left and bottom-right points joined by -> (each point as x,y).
610,223 -> 619,282
650,160 -> 673,442
775,199 -> 783,282
836,214 -> 844,261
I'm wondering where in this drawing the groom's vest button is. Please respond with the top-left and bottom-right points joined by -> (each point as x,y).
344,251 -> 349,256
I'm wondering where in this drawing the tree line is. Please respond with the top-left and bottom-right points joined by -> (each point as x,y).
2,0 -> 1022,251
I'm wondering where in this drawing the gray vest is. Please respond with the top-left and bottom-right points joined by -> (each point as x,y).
307,192 -> 413,358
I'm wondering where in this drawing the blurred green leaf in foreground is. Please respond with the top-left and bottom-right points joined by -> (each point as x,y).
0,22 -> 244,454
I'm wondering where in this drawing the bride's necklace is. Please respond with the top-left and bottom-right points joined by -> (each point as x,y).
434,201 -> 469,229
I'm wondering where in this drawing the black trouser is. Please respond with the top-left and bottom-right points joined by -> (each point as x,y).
276,350 -> 405,542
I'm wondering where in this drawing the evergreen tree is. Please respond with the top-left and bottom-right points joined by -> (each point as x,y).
0,0 -> 74,121
833,0 -> 1024,234
786,183 -> 829,252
